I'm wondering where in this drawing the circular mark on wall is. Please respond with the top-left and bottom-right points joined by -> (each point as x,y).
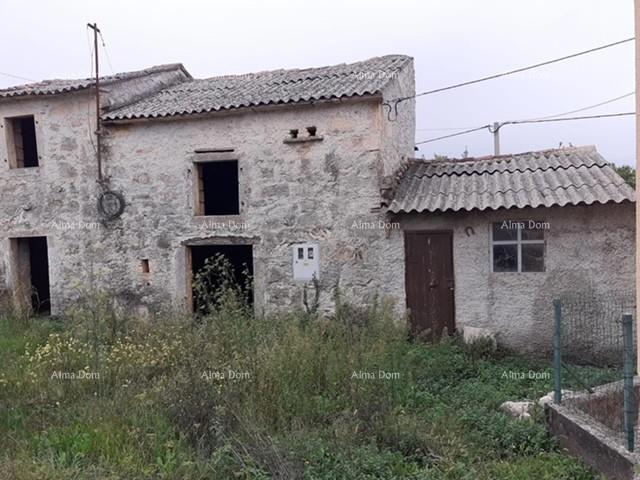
97,190 -> 126,220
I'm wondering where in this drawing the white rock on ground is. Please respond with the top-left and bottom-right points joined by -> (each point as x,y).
538,390 -> 573,407
500,401 -> 534,420
462,326 -> 497,350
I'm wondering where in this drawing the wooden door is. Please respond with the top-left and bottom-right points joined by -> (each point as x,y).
404,231 -> 455,340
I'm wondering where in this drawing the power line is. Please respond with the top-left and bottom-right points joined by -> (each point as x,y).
504,111 -> 635,126
416,126 -> 478,131
0,71 -> 37,82
97,30 -> 115,74
409,37 -> 633,100
386,37 -> 635,120
85,26 -> 98,156
415,125 -> 490,145
515,91 -> 635,122
415,91 -> 633,131
415,111 -> 635,146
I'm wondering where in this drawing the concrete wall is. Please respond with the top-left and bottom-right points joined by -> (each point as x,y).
390,202 -> 636,354
547,400 -> 640,480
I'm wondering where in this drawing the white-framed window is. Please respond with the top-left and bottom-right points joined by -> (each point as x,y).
491,221 -> 546,272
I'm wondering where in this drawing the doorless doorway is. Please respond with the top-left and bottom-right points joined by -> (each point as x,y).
10,236 -> 51,315
187,244 -> 253,312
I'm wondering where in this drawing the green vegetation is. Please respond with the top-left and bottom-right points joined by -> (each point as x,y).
0,264 -> 601,478
613,164 -> 636,189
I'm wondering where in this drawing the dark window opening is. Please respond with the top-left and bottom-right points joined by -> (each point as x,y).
289,129 -> 299,139
7,115 -> 39,168
306,126 -> 317,137
11,236 -> 50,314
190,244 -> 253,312
141,259 -> 150,273
196,160 -> 239,215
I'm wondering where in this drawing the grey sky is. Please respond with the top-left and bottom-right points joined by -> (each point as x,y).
0,0 -> 635,165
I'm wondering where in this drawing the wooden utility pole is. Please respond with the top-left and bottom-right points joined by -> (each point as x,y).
634,0 -> 640,372
87,22 -> 103,181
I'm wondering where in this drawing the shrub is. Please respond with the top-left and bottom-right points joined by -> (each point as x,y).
192,253 -> 252,317
459,335 -> 498,360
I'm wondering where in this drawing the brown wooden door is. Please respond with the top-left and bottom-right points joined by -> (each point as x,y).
405,231 -> 455,340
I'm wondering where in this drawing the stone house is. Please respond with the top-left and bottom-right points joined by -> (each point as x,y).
0,55 -> 415,317
0,55 -> 634,354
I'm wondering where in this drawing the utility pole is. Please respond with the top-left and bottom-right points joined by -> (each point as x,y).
492,121 -> 501,155
87,23 -> 103,182
634,0 -> 640,373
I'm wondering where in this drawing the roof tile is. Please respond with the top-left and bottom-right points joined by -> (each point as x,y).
0,64 -> 188,99
102,55 -> 412,120
388,146 -> 635,213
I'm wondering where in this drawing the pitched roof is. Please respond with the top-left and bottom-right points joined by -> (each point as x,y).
388,146 -> 635,214
0,64 -> 190,99
102,55 -> 411,120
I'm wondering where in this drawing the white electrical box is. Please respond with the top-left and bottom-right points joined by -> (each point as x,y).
293,243 -> 319,281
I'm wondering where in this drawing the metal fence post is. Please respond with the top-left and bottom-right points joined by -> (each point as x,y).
622,313 -> 635,452
553,299 -> 562,404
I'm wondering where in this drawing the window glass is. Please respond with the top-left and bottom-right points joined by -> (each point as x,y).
492,222 -> 518,241
492,221 -> 546,273
493,244 -> 518,272
522,244 -> 545,272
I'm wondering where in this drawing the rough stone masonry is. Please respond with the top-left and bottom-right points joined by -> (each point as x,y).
0,56 -> 416,317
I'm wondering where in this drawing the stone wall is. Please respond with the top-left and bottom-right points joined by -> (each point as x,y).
99,96 -> 411,315
0,60 -> 416,316
0,92 -> 103,314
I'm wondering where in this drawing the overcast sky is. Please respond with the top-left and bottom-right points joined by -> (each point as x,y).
0,0 -> 635,165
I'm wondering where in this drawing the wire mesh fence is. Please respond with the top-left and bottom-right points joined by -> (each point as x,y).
553,294 -> 637,451
558,294 -> 635,367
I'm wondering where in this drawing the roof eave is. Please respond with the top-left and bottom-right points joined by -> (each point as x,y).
101,92 -> 384,124
388,197 -> 636,215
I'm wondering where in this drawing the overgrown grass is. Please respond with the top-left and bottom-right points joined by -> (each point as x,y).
0,285 -> 603,479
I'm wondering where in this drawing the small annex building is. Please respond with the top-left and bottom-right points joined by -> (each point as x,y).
385,146 -> 635,354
